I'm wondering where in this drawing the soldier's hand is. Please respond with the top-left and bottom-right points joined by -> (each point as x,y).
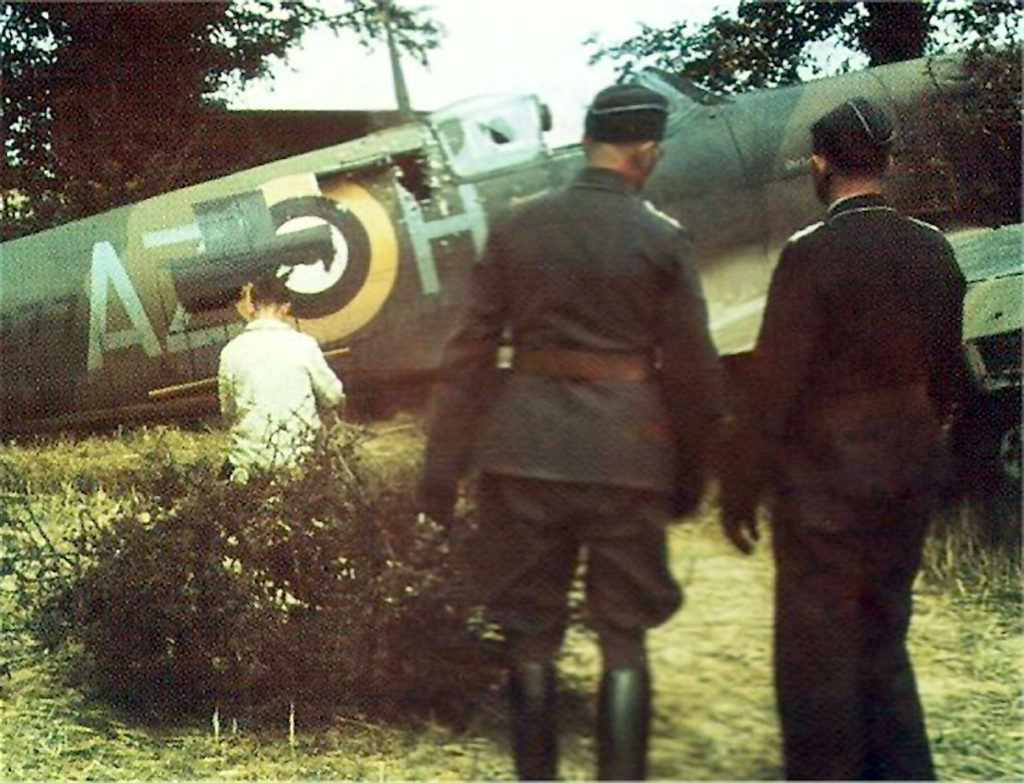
670,481 -> 704,519
417,477 -> 457,527
720,510 -> 759,555
715,416 -> 766,554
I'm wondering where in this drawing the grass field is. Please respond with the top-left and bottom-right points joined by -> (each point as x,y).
0,423 -> 1020,780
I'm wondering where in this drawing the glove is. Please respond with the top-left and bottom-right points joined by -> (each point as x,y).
417,476 -> 457,526
670,413 -> 737,519
719,506 -> 759,555
716,416 -> 765,555
670,468 -> 706,518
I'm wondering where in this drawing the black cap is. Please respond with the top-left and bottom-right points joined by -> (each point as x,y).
811,97 -> 896,172
585,84 -> 669,143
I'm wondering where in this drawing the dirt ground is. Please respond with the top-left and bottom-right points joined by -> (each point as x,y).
1,508 -> 1020,781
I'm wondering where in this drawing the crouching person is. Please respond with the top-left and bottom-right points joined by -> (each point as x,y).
218,271 -> 345,480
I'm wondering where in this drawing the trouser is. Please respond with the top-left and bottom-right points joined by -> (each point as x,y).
475,473 -> 683,667
771,488 -> 935,781
477,473 -> 679,780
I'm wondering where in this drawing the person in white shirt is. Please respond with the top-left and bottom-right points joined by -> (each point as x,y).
218,272 -> 345,478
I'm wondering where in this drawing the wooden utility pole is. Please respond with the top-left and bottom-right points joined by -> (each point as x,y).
376,0 -> 412,115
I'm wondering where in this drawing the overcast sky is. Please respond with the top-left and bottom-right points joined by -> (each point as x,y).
228,0 -> 735,144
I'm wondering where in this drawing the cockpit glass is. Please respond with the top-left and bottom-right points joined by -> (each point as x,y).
430,95 -> 546,177
436,119 -> 466,158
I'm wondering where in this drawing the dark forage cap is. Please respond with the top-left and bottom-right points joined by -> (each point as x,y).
811,96 -> 896,171
585,84 -> 668,143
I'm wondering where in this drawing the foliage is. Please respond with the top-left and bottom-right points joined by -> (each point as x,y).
0,423 -> 501,722
953,45 -> 1023,222
0,426 -> 1020,779
590,1 -> 1021,226
588,1 -> 1020,94
0,1 -> 442,240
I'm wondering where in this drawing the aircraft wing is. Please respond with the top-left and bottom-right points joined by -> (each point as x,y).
707,223 -> 1022,356
949,223 -> 1023,341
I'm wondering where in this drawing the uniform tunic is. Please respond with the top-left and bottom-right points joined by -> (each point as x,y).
734,193 -> 966,780
424,166 -> 725,493
754,193 -> 965,478
422,166 -> 725,655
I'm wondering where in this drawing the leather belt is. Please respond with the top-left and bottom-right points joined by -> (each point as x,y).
513,349 -> 652,382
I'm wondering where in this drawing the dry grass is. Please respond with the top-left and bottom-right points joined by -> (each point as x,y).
0,425 -> 227,493
0,424 -> 1020,780
924,493 -> 1022,607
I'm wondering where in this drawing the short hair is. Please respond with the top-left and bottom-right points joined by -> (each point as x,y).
811,97 -> 895,176
248,271 -> 292,308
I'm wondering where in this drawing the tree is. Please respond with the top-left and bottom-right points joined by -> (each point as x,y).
589,0 -> 1019,94
589,0 -> 1021,224
0,2 -> 442,240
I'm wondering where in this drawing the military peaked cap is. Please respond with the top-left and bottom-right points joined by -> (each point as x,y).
585,84 -> 668,143
811,97 -> 896,170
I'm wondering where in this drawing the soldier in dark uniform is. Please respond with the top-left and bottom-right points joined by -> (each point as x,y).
720,98 -> 967,780
419,84 -> 726,781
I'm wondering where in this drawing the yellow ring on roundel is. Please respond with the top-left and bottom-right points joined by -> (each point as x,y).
297,180 -> 399,344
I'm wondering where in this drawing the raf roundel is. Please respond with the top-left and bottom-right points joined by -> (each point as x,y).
270,195 -> 370,319
265,179 -> 399,344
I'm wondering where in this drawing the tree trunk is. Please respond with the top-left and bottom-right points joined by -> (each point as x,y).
861,1 -> 930,66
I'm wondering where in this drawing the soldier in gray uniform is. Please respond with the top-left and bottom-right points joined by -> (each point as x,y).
419,84 -> 725,781
720,98 -> 967,780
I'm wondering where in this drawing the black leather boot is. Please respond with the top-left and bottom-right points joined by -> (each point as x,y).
508,662 -> 558,780
597,667 -> 651,781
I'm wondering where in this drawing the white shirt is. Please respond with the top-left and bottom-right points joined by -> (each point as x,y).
218,318 -> 344,471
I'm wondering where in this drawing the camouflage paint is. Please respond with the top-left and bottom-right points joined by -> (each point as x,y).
0,53 -> 1015,430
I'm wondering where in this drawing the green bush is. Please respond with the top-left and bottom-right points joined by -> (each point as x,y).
2,425 -> 502,722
